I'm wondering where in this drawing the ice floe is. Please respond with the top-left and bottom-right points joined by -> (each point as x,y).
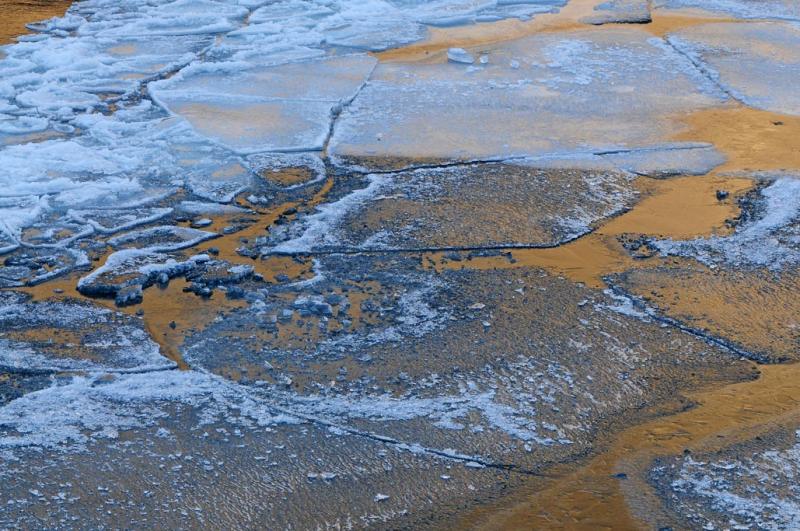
667,22 -> 800,115
330,27 -> 727,168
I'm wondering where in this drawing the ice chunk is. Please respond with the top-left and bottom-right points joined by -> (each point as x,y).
68,207 -> 174,235
447,47 -> 475,64
108,226 -> 218,252
77,250 -> 211,299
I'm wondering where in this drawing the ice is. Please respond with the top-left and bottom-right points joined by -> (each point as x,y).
656,429 -> 800,529
448,47 -> 475,64
0,0 -> 569,249
653,0 -> 800,22
107,226 -> 218,252
151,55 -> 377,153
68,207 -> 174,235
330,27 -> 727,169
0,247 -> 89,287
582,0 -> 651,25
0,370 -> 291,451
176,201 -> 249,216
0,291 -> 173,373
268,163 -> 637,253
667,22 -> 800,116
600,143 -> 726,177
246,152 -> 327,190
654,177 -> 800,269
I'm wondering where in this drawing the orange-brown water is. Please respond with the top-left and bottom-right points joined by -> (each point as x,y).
1,0 -> 72,46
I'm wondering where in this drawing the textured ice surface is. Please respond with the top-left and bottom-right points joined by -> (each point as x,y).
330,27 -> 727,168
151,55 -> 378,153
0,0 -> 566,264
268,163 -> 637,253
0,370 -> 291,451
652,429 -> 800,530
582,0 -> 651,25
667,22 -> 800,115
107,225 -> 217,252
655,178 -> 800,269
0,291 -> 172,373
0,374 -> 511,529
653,0 -> 800,21
179,254 -> 745,469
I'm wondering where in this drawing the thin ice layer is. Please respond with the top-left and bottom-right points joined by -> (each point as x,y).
0,291 -> 173,373
653,0 -> 800,22
0,370 -> 511,529
667,22 -> 800,116
267,163 -> 637,253
180,254 -> 747,469
330,27 -> 727,168
150,55 -> 377,153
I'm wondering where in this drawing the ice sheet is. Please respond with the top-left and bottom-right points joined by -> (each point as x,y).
330,27 -> 728,168
667,22 -> 800,116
